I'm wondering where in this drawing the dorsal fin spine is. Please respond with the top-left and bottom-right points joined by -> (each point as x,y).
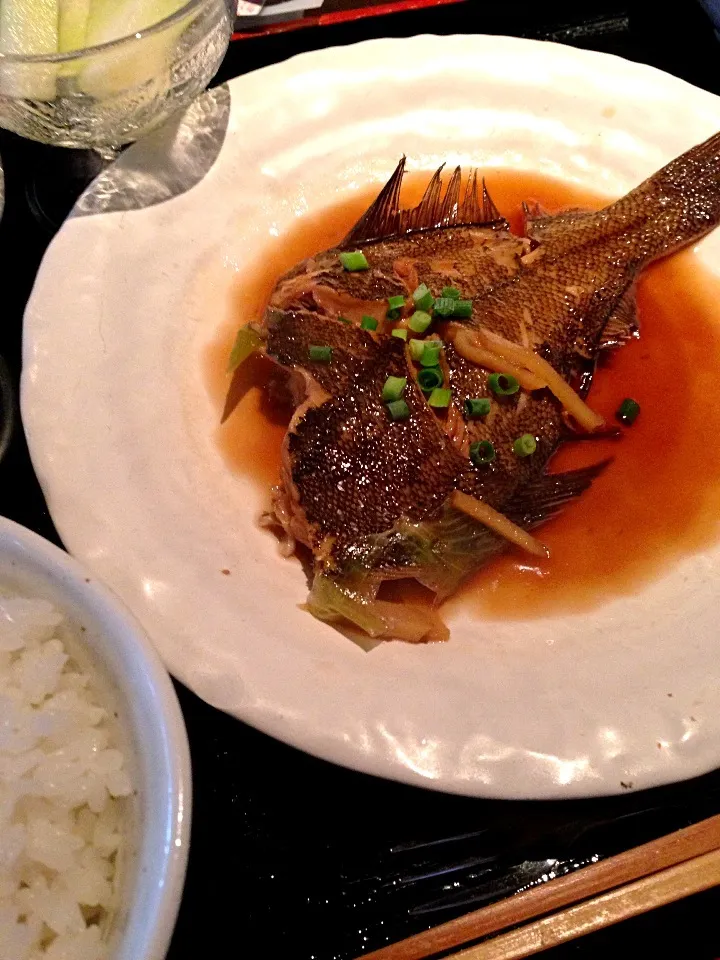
341,159 -> 508,247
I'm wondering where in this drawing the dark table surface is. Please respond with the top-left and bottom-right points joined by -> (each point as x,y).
2,1 -> 720,957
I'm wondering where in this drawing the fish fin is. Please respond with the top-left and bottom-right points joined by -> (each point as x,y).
524,132 -> 720,268
481,177 -> 503,223
342,161 -> 508,246
570,131 -> 720,265
341,156 -> 406,247
401,167 -> 508,232
572,273 -> 638,360
450,170 -> 504,225
504,459 -> 611,526
462,169 -> 484,222
598,288 -> 640,350
627,130 -> 720,259
407,164 -> 446,229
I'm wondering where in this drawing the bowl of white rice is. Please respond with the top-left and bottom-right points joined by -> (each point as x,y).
0,517 -> 191,960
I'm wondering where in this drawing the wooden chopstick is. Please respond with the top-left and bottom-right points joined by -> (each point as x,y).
450,846 -> 720,960
357,812 -> 720,960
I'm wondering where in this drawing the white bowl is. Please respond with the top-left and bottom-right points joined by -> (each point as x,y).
0,516 -> 191,960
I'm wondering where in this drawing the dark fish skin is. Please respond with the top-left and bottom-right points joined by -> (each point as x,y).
252,134 -> 720,641
287,337 -> 465,547
266,308 -> 382,399
272,227 -> 528,310
447,342 -> 565,510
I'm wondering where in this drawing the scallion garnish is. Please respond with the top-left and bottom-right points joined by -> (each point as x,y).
339,250 -> 369,271
417,367 -> 444,392
382,376 -> 407,402
432,297 -> 457,317
464,397 -> 491,419
452,299 -> 473,318
387,295 -> 405,311
408,310 -> 432,333
386,399 -> 410,421
616,397 -> 641,425
338,315 -> 351,325
488,372 -> 520,396
360,315 -> 378,330
442,286 -> 461,300
420,342 -> 443,367
428,388 -> 451,408
308,345 -> 332,363
391,328 -> 408,341
513,434 -> 537,457
470,440 -> 496,465
387,308 -> 401,320
409,339 -> 426,361
412,283 -> 435,311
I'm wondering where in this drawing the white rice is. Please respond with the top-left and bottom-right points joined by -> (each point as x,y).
0,593 -> 132,960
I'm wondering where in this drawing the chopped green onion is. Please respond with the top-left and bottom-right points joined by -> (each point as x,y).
428,388 -> 451,408
387,308 -> 402,320
338,315 -> 351,325
228,327 -> 262,372
391,328 -> 408,341
386,399 -> 410,421
420,342 -> 443,367
513,434 -> 537,457
417,367 -> 444,392
488,372 -> 520,396
382,375 -> 407,402
432,297 -> 457,317
360,315 -> 378,330
470,440 -> 496,465
616,397 -> 641,425
408,310 -> 432,333
464,397 -> 491,419
308,345 -> 332,363
412,284 -> 434,311
442,286 -> 461,300
339,250 -> 369,271
387,295 -> 405,311
409,339 -> 426,361
452,299 -> 473,319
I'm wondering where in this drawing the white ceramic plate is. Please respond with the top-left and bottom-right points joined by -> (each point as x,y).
21,35 -> 720,799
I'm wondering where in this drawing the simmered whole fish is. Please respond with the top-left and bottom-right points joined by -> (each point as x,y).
231,133 -> 720,643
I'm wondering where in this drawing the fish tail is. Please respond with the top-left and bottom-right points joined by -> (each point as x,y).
620,130 -> 720,262
648,129 -> 720,195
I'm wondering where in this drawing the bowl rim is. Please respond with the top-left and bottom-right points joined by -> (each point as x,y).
0,515 -> 192,960
0,0 -> 223,66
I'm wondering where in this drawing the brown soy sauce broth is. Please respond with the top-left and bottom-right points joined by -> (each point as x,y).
205,170 -> 720,620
